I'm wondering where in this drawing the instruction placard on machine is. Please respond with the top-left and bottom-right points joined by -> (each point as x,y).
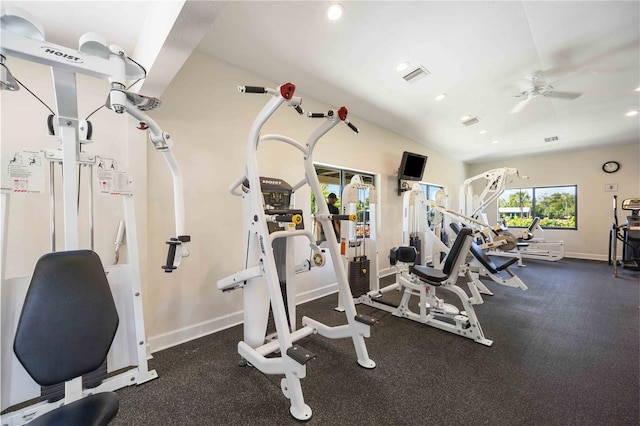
1,150 -> 45,194
96,156 -> 132,196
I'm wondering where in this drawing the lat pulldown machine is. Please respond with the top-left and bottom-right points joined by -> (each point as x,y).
1,7 -> 189,425
217,83 -> 376,421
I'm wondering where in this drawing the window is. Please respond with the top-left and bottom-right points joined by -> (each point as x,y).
498,185 -> 577,229
420,183 -> 443,201
312,165 -> 375,242
420,183 -> 444,230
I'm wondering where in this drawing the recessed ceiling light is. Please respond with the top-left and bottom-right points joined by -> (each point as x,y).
626,110 -> 639,117
326,4 -> 343,21
491,140 -> 499,144
461,115 -> 472,121
478,129 -> 487,135
435,93 -> 446,101
636,86 -> 640,92
396,62 -> 409,72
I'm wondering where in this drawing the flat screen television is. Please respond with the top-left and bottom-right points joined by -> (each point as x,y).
397,151 -> 427,181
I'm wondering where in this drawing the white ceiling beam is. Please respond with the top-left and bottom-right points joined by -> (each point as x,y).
132,1 -> 225,97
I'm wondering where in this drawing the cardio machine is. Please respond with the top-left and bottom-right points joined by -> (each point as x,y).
609,196 -> 640,276
217,83 -> 376,421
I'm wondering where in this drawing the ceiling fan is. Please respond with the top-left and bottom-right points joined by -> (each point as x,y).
509,70 -> 583,114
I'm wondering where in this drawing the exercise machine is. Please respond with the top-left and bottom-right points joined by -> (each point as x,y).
217,83 -> 376,420
1,7 -> 189,424
380,226 -> 494,346
343,184 -> 496,345
609,196 -> 640,277
461,167 -> 564,263
336,174 -> 378,309
460,167 -> 521,221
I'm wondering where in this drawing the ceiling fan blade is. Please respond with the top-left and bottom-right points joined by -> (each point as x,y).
545,91 -> 583,100
509,98 -> 531,114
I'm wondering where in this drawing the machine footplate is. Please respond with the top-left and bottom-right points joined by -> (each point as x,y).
286,345 -> 317,365
355,314 -> 378,326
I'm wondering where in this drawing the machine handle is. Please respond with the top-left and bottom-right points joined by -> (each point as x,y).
346,120 -> 359,133
273,214 -> 303,224
294,105 -> 304,115
238,85 -> 266,94
308,112 -> 326,118
162,238 -> 180,272
331,214 -> 357,221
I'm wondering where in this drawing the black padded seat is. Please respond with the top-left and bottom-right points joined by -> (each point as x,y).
409,265 -> 447,284
450,223 -> 518,274
13,250 -> 120,426
29,393 -> 119,426
396,227 -> 472,286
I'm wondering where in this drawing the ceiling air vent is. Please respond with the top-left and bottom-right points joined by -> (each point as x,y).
462,116 -> 480,126
544,136 -> 559,143
402,66 -> 430,83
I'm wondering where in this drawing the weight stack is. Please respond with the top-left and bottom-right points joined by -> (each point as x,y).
410,235 -> 422,265
349,256 -> 370,297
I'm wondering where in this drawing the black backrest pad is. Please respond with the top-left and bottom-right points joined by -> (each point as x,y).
389,246 -> 417,265
443,226 -> 472,275
14,250 -> 119,386
450,223 -> 498,274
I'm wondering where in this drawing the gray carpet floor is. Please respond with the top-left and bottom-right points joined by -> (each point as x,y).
112,258 -> 639,425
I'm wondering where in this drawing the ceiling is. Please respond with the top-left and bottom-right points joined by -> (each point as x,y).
3,1 -> 639,164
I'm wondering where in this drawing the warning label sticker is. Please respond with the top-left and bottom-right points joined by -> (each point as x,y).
96,156 -> 132,196
1,150 -> 45,194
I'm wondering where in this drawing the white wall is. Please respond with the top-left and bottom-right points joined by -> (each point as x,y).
144,51 -> 466,350
468,142 -> 640,260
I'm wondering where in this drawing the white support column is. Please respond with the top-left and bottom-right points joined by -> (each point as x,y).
51,68 -> 80,250
123,194 -> 157,383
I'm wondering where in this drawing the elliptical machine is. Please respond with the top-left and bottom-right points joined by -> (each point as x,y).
609,196 -> 640,276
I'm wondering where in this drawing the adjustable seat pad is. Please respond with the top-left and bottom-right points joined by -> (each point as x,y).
409,265 -> 447,284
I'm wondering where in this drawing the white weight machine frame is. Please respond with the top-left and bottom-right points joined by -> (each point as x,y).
335,174 -> 378,311
1,7 -> 188,425
364,226 -> 494,346
217,83 -> 376,421
405,183 -> 527,292
461,167 -> 564,264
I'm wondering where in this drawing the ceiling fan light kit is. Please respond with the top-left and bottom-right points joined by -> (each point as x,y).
509,69 -> 583,114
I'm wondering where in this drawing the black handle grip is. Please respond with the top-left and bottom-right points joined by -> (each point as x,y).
162,238 -> 180,272
308,113 -> 326,118
294,105 -> 304,115
331,214 -> 354,221
265,209 -> 303,215
347,121 -> 359,133
239,85 -> 266,94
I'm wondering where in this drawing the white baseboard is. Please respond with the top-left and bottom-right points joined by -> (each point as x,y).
564,252 -> 607,262
148,282 -> 339,354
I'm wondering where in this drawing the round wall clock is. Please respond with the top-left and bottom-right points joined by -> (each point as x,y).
602,161 -> 620,173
